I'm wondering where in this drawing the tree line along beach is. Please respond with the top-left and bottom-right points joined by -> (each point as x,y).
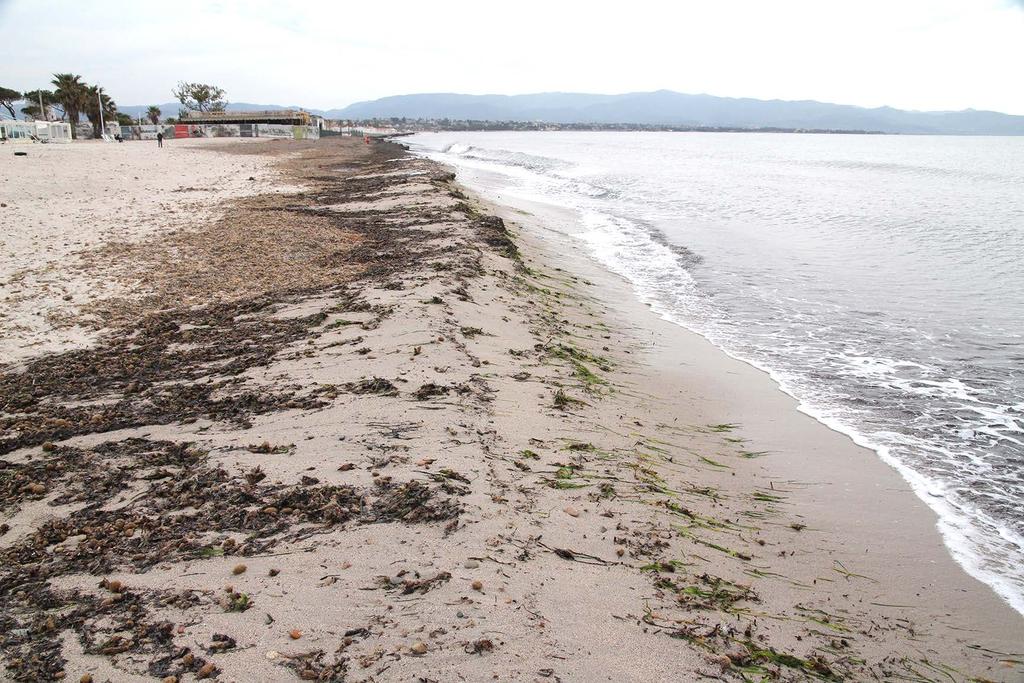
0,133 -> 1020,682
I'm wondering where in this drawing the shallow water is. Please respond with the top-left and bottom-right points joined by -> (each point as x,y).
405,131 -> 1024,614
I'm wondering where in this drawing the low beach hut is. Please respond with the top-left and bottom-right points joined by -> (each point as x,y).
0,120 -> 72,143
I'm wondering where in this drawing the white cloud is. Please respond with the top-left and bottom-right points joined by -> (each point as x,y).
0,0 -> 1021,113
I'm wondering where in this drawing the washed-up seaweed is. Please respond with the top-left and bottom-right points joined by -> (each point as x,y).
0,434 -> 463,681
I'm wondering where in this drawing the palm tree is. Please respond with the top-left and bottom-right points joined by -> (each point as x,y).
51,73 -> 88,139
147,105 -> 161,125
83,85 -> 117,139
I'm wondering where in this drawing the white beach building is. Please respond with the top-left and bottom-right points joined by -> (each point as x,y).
0,119 -> 73,143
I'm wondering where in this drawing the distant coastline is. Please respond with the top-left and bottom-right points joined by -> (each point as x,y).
364,119 -> 887,134
101,89 -> 1024,136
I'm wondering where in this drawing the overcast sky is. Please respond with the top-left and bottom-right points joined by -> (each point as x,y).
2,0 -> 1022,114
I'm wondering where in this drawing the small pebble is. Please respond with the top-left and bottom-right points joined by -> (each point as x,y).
196,662 -> 216,679
232,564 -> 247,575
463,559 -> 480,569
266,650 -> 279,660
471,580 -> 483,591
80,675 -> 93,683
410,642 -> 427,655
563,506 -> 579,517
268,568 -> 280,577
289,629 -> 302,640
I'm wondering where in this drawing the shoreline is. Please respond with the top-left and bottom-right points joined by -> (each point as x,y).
484,191 -> 1024,618
0,137 -> 1020,681
408,145 -> 1024,620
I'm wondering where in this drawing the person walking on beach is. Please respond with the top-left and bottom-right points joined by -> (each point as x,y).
157,131 -> 164,148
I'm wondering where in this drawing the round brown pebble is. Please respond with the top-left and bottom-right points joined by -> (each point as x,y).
289,629 -> 302,640
232,564 -> 247,575
410,642 -> 427,655
616,547 -> 625,557
80,675 -> 93,683
196,662 -> 216,679
106,579 -> 122,593
162,677 -> 178,683
268,568 -> 280,577
471,580 -> 483,591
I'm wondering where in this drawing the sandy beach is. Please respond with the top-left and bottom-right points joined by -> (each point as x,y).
0,136 -> 1021,683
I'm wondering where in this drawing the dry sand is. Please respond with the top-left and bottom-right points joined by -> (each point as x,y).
0,137 -> 1020,682
0,138 -> 302,362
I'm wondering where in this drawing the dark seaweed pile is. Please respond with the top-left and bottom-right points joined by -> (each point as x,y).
0,437 -> 462,680
0,140 -> 520,681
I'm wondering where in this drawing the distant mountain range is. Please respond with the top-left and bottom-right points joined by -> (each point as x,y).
112,91 -> 1024,135
327,91 -> 1024,135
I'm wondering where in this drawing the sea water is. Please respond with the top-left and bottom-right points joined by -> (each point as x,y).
405,131 -> 1024,614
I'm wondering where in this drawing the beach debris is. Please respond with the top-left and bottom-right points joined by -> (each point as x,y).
276,649 -> 347,680
536,540 -> 612,566
247,442 -> 291,455
410,642 -> 428,655
232,564 -> 247,575
552,388 -> 587,411
401,571 -> 451,594
196,662 -> 217,679
342,377 -> 398,396
413,382 -> 449,400
207,634 -> 237,653
464,638 -> 494,655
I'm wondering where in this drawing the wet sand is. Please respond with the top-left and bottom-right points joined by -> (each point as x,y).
0,137 -> 1020,682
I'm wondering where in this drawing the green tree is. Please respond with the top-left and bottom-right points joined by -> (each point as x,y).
172,82 -> 226,116
147,105 -> 161,125
52,73 -> 88,139
0,86 -> 20,119
21,89 -> 58,121
83,85 -> 117,138
115,112 -> 135,126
